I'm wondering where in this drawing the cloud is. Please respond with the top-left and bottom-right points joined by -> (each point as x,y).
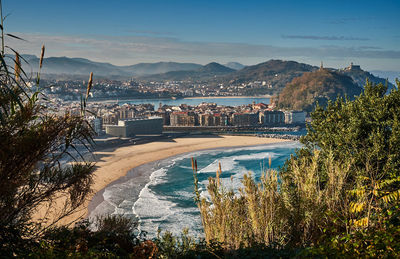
6,32 -> 400,66
326,17 -> 377,25
327,18 -> 359,24
357,46 -> 382,50
125,29 -> 175,36
282,35 -> 370,41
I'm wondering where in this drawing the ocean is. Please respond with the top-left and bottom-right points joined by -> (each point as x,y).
89,141 -> 301,238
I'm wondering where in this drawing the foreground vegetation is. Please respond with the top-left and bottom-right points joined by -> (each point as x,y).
192,79 -> 400,257
3,65 -> 399,257
0,4 -> 399,256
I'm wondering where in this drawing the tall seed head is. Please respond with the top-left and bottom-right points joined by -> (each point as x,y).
86,72 -> 93,99
268,155 -> 272,168
217,162 -> 222,187
15,52 -> 20,81
39,45 -> 45,69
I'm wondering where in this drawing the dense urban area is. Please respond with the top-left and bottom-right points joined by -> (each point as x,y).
47,98 -> 305,138
38,77 -> 273,101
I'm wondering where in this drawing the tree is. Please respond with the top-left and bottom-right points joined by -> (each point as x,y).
0,6 -> 95,255
194,80 -> 400,255
301,80 -> 400,178
284,79 -> 400,243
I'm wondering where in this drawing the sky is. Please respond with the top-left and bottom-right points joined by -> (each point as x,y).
3,0 -> 400,71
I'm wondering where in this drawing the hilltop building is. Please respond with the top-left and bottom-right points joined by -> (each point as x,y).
346,62 -> 361,71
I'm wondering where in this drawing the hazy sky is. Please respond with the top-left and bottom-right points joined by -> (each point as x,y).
3,0 -> 400,70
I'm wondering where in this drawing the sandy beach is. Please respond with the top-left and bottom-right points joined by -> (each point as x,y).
39,135 -> 289,226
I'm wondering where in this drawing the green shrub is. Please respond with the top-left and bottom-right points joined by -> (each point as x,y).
26,215 -> 149,258
193,80 -> 400,256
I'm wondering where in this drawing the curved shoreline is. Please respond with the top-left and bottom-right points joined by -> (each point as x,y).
88,140 -> 298,220
47,135 -> 290,225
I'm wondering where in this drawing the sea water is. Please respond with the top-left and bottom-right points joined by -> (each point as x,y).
117,96 -> 270,107
89,141 -> 301,238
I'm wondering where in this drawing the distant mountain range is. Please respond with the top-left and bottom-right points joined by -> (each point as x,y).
140,60 -> 318,90
21,56 -> 127,77
20,55 -> 203,78
123,62 -> 202,76
224,62 -> 246,70
140,62 -> 235,81
17,54 -> 394,95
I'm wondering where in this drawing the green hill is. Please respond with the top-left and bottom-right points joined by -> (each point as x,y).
139,62 -> 235,81
223,59 -> 317,94
338,64 -> 395,91
278,68 -> 362,112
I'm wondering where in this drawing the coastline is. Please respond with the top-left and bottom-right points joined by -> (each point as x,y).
88,140 -> 298,223
88,95 -> 271,103
183,95 -> 271,100
42,135 -> 290,225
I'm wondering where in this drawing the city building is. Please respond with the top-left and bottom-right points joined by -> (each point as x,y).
213,113 -> 229,126
259,110 -> 285,125
105,117 -> 163,137
170,112 -> 198,126
199,113 -> 229,126
90,117 -> 103,135
199,114 -> 213,126
231,112 -> 259,126
102,113 -> 119,125
159,111 -> 171,125
252,102 -> 269,110
284,111 -> 306,124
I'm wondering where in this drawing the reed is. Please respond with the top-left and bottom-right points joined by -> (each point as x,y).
86,72 -> 93,100
39,44 -> 45,69
36,44 -> 45,86
193,150 -> 353,249
14,52 -> 20,81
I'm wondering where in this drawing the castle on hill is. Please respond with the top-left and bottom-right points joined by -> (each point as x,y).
346,62 -> 361,71
318,61 -> 361,72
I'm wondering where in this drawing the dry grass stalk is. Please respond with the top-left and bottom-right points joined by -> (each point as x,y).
195,150 -> 352,249
39,45 -> 45,69
268,155 -> 272,168
86,72 -> 93,100
14,52 -> 20,81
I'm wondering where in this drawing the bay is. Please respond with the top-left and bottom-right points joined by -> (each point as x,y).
89,141 -> 301,238
117,96 -> 271,107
